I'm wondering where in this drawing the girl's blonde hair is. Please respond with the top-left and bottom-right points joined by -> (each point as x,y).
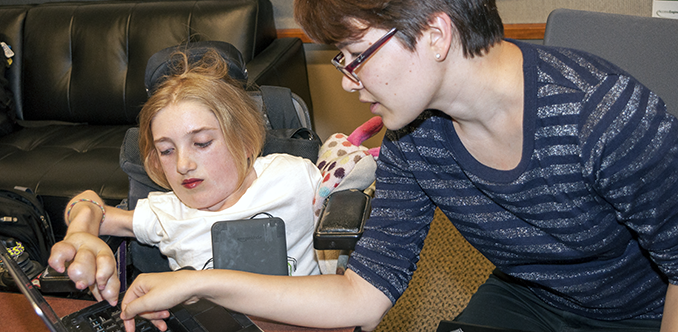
138,49 -> 265,190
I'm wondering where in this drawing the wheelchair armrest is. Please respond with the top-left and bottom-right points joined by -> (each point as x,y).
313,189 -> 371,251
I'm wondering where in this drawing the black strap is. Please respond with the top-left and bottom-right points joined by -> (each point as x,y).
260,86 -> 302,130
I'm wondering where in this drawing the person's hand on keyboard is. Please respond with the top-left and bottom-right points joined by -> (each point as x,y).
120,270 -> 202,332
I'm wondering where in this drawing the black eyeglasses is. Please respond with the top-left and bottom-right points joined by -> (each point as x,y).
331,28 -> 398,84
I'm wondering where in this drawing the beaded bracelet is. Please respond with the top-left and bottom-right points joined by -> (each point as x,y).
66,198 -> 106,224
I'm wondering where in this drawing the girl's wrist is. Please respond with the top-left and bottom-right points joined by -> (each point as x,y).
66,198 -> 106,225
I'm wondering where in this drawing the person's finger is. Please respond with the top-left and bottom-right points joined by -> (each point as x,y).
95,253 -> 117,289
90,284 -> 103,302
67,248 -> 97,290
124,317 -> 136,332
48,242 -> 77,273
120,272 -> 192,323
139,312 -> 170,322
184,297 -> 200,305
100,274 -> 121,306
123,316 -> 169,332
121,295 -> 152,320
120,282 -> 157,320
120,287 -> 142,320
147,318 -> 168,331
93,253 -> 120,305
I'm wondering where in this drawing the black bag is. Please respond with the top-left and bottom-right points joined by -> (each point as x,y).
0,187 -> 55,267
0,41 -> 17,137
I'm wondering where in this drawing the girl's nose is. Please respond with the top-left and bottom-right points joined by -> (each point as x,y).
176,150 -> 197,174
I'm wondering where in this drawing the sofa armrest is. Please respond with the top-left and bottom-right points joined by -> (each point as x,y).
246,37 -> 313,117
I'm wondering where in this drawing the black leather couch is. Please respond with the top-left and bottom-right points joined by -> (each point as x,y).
0,0 -> 313,239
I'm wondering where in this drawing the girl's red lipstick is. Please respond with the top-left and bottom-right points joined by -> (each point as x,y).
182,178 -> 202,189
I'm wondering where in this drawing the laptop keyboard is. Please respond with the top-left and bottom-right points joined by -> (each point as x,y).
61,294 -> 257,332
63,301 -> 174,332
85,306 -> 160,332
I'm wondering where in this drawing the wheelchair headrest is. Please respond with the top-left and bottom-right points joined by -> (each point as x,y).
144,41 -> 248,96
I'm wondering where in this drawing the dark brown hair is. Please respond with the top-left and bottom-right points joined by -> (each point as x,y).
294,0 -> 504,58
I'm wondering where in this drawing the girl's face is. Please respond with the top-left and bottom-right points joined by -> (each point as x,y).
151,100 -> 252,211
338,27 -> 444,130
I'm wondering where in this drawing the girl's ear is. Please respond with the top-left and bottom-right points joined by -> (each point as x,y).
426,12 -> 454,61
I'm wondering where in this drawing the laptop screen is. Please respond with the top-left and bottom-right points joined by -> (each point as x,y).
0,241 -> 67,332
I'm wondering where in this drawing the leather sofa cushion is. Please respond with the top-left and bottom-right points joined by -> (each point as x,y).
19,0 -> 275,123
0,123 -> 132,238
0,123 -> 130,199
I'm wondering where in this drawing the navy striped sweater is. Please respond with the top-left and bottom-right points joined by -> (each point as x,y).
348,40 -> 678,320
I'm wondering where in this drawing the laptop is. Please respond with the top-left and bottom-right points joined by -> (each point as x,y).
211,216 -> 288,276
437,321 -> 525,332
0,240 -> 263,332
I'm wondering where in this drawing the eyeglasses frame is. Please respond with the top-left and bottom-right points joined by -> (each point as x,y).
331,27 -> 398,84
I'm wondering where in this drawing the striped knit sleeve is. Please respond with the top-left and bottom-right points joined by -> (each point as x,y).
579,72 -> 678,284
347,128 -> 437,304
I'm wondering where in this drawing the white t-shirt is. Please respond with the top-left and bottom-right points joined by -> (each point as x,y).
133,154 -> 322,276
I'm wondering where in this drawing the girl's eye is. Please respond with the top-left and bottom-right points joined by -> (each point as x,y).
159,148 -> 173,156
195,140 -> 213,148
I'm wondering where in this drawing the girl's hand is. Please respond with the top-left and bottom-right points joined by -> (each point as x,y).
48,232 -> 120,306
